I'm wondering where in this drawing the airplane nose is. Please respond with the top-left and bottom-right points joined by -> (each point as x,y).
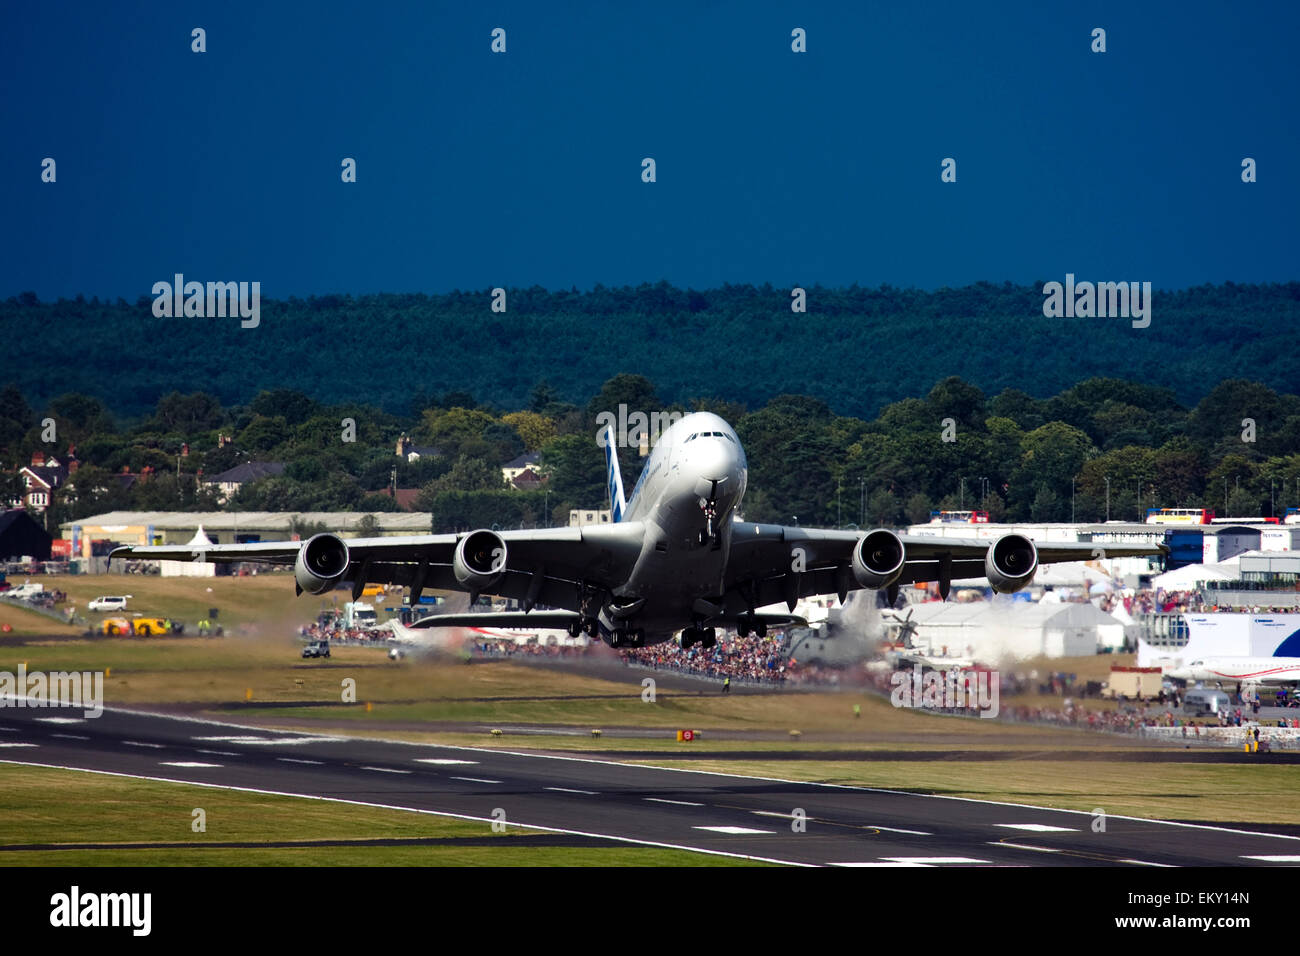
695,438 -> 734,482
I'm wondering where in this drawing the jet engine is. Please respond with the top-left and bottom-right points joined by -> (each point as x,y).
985,532 -> 1038,593
294,533 -> 350,595
851,529 -> 906,589
454,530 -> 508,591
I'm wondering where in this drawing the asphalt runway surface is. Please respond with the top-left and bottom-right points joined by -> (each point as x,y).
3,703 -> 1299,867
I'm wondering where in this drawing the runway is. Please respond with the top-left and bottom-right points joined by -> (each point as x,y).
2,703 -> 1299,867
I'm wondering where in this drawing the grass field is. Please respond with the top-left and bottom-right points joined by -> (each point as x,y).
3,574 -> 1297,842
0,764 -> 765,866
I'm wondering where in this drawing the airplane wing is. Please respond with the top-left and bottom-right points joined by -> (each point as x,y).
722,523 -> 1165,613
110,523 -> 648,612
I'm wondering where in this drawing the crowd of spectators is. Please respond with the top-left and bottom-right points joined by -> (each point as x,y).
1105,586 -> 1299,616
299,610 -> 386,645
619,631 -> 796,684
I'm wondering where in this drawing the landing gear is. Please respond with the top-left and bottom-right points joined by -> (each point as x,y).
698,495 -> 722,549
736,617 -> 768,639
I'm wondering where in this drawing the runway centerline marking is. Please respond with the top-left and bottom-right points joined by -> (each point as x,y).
545,787 -> 598,795
50,733 -> 90,741
123,741 -> 165,749
996,823 -> 1076,833
0,742 -> 37,748
33,717 -> 84,724
161,761 -> 222,768
693,826 -> 773,835
414,759 -> 478,765
995,842 -> 1062,853
645,798 -> 703,806
361,766 -> 412,774
277,758 -> 324,765
197,750 -> 238,756
450,776 -> 501,784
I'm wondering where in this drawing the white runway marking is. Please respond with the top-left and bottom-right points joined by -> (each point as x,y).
50,733 -> 90,741
161,761 -> 221,768
197,750 -> 239,757
122,741 -> 165,749
0,742 -> 37,748
193,735 -> 342,746
1242,855 -> 1300,862
414,758 -> 478,765
545,787 -> 598,795
994,842 -> 1062,853
869,825 -> 932,835
450,776 -> 501,784
277,758 -> 324,765
1120,859 -> 1176,867
693,826 -> 773,835
34,717 -> 84,724
880,856 -> 987,864
996,823 -> 1076,832
832,861 -> 934,867
361,766 -> 412,774
644,798 -> 703,807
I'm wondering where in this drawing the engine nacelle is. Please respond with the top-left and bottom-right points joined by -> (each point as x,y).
985,532 -> 1038,593
454,530 -> 508,592
851,529 -> 906,589
294,533 -> 350,595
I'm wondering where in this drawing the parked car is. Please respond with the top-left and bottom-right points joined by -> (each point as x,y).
89,596 -> 130,612
302,640 -> 330,659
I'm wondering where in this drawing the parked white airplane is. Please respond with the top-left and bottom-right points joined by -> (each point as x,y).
1167,656 -> 1300,686
111,412 -> 1164,649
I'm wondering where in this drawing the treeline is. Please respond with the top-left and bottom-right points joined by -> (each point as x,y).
2,281 -> 1298,419
3,372 -> 1300,532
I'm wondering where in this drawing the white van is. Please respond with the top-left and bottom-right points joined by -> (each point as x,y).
1183,688 -> 1232,717
88,596 -> 129,612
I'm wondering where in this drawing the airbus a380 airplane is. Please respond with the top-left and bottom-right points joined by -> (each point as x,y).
111,412 -> 1165,649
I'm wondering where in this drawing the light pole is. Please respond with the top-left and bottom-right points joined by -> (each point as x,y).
1104,477 -> 1110,522
959,476 -> 965,510
859,478 -> 865,527
1071,477 -> 1076,524
837,481 -> 842,529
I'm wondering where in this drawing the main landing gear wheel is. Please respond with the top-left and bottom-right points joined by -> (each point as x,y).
699,627 -> 717,650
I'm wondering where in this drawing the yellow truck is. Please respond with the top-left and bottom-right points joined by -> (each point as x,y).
99,617 -> 175,636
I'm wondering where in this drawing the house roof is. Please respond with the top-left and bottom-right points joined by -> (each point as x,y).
503,451 -> 541,469
21,464 -> 67,489
204,462 -> 285,484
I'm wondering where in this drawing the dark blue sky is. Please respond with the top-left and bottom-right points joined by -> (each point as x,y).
3,1 -> 1296,300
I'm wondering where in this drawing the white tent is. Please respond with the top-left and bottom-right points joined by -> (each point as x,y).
158,526 -> 217,577
1150,562 -> 1234,590
901,599 -> 1126,661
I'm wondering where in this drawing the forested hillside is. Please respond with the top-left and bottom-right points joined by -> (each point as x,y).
3,282 -> 1298,419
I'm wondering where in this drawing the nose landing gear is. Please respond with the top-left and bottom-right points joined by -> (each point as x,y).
697,492 -> 722,549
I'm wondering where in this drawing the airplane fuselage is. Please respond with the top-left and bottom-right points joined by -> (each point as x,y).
1169,657 -> 1300,686
600,412 -> 747,643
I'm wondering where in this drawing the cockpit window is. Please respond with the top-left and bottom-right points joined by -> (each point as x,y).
686,433 -> 698,442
